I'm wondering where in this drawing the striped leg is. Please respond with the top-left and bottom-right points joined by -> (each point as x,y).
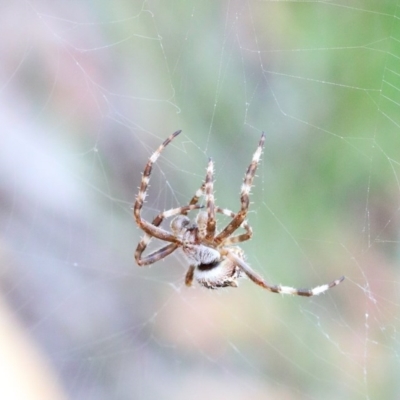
180,164 -> 215,241
133,130 -> 183,244
185,183 -> 205,210
183,179 -> 210,285
205,158 -> 216,241
214,132 -> 265,245
215,207 -> 252,246
136,243 -> 179,267
224,250 -> 345,296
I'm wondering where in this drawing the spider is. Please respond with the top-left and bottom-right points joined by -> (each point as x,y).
134,130 -> 345,296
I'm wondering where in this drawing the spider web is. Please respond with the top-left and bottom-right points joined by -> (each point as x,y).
1,1 -> 400,399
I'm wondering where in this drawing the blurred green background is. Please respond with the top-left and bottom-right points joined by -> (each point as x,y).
1,1 -> 400,399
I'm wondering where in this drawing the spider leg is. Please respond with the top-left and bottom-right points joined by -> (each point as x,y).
224,250 -> 345,297
181,183 -> 208,285
181,181 -> 206,216
205,158 -> 216,241
215,207 -> 252,246
180,165 -> 216,241
185,265 -> 195,286
214,132 -> 265,245
186,182 -> 206,209
136,243 -> 180,266
135,204 -> 202,266
134,130 -> 183,243
177,161 -> 213,216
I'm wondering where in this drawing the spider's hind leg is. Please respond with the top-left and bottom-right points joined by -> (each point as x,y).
224,249 -> 345,297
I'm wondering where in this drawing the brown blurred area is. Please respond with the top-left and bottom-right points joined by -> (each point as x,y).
0,289 -> 67,400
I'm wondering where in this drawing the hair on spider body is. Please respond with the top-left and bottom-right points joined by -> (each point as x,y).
192,248 -> 245,289
133,130 -> 345,296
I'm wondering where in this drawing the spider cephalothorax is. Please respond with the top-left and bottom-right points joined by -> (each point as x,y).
134,130 -> 344,296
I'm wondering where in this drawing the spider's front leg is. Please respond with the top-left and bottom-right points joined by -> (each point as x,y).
134,130 -> 183,244
182,158 -> 217,242
204,158 -> 216,241
214,132 -> 265,245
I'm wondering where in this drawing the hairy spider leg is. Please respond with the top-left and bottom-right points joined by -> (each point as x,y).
134,130 -> 183,244
205,158 -> 216,241
215,207 -> 252,246
224,250 -> 345,297
182,164 -> 215,242
214,132 -> 266,245
185,183 -> 206,211
185,166 -> 252,246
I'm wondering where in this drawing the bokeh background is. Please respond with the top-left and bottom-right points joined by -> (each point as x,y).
1,1 -> 400,399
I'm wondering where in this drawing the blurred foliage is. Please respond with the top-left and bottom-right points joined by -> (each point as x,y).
2,1 -> 400,399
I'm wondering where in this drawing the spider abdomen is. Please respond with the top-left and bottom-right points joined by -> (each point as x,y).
182,243 -> 220,266
194,257 -> 243,289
